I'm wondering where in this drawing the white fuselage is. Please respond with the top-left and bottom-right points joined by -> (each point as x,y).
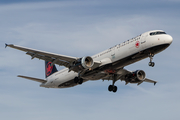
41,30 -> 173,88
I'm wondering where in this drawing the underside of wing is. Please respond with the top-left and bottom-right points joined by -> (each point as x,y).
144,78 -> 157,85
18,75 -> 47,83
102,68 -> 157,85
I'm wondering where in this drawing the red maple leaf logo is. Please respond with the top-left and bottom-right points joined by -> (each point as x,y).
46,62 -> 53,76
135,41 -> 140,48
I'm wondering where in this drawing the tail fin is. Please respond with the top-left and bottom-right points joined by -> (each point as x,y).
45,61 -> 58,78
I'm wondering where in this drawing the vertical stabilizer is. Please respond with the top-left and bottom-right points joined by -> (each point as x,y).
45,61 -> 58,78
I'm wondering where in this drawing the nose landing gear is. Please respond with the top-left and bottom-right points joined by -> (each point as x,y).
148,53 -> 155,67
148,62 -> 155,67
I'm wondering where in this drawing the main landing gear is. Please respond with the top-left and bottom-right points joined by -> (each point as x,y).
108,85 -> 117,93
108,74 -> 118,93
74,70 -> 85,84
74,77 -> 83,84
148,53 -> 155,67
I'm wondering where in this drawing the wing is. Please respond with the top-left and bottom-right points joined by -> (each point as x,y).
18,75 -> 47,83
6,44 -> 101,73
6,44 -> 78,68
118,69 -> 157,85
103,68 -> 157,85
144,78 -> 157,85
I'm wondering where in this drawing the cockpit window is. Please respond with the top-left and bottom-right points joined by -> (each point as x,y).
150,31 -> 166,36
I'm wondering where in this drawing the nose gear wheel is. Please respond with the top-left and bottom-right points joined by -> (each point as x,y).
148,53 -> 155,67
148,62 -> 155,67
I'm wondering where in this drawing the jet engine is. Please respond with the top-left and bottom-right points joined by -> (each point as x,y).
70,56 -> 94,72
81,56 -> 94,69
125,70 -> 146,83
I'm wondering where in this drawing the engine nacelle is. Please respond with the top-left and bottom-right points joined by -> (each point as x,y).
125,70 -> 146,83
81,56 -> 94,69
132,70 -> 146,81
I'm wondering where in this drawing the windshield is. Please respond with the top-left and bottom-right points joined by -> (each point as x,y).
150,31 -> 166,36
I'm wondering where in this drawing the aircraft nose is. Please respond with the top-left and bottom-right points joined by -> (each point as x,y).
165,35 -> 173,44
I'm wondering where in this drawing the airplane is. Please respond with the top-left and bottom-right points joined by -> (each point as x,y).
6,30 -> 173,93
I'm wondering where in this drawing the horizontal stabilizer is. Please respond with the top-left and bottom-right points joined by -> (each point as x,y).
18,75 -> 47,83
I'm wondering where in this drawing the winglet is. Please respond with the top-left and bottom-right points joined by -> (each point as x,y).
5,44 -> 14,48
5,43 -> 8,48
154,82 -> 157,86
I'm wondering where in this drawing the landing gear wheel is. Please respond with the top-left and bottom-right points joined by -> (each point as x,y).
78,78 -> 83,84
74,77 -> 83,84
148,62 -> 152,66
74,77 -> 79,83
148,62 -> 155,67
108,85 -> 117,93
151,62 -> 155,67
108,85 -> 113,92
113,86 -> 117,93
148,53 -> 155,67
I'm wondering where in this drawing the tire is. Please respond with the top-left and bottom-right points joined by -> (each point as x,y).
74,77 -> 79,83
78,78 -> 83,84
152,62 -> 155,67
148,62 -> 152,66
108,85 -> 113,92
113,86 -> 117,93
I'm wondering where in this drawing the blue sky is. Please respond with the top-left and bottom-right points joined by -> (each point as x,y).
0,0 -> 180,120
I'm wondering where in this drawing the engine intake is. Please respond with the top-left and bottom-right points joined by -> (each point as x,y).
125,70 -> 146,83
81,56 -> 94,69
133,70 -> 146,81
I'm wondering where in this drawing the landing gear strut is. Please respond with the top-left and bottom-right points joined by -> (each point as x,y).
148,53 -> 155,67
74,70 -> 85,85
108,74 -> 118,93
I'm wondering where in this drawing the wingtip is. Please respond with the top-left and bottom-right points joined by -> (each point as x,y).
17,75 -> 23,78
5,43 -> 8,48
154,82 -> 157,86
5,43 -> 13,48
